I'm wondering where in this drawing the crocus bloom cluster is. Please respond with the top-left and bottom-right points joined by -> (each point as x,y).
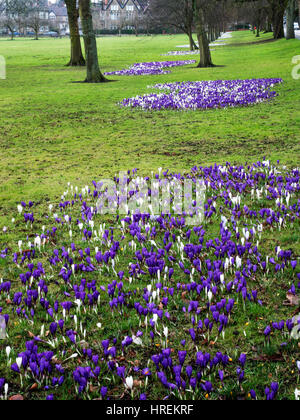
1,159 -> 299,400
161,51 -> 200,56
120,79 -> 283,111
104,60 -> 196,76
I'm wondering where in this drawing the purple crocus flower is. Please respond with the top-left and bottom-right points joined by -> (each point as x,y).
189,328 -> 196,342
178,351 -> 187,366
239,353 -> 247,368
264,326 -> 271,337
11,363 -> 20,374
203,381 -> 213,394
100,386 -> 108,398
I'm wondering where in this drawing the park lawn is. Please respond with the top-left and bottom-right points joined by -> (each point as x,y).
0,31 -> 299,401
0,30 -> 299,225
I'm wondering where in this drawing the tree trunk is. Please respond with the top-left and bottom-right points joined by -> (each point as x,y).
192,37 -> 198,50
65,0 -> 86,66
188,29 -> 195,51
256,9 -> 262,37
78,0 -> 107,83
270,0 -> 287,39
273,12 -> 285,38
194,0 -> 214,68
264,15 -> 272,33
286,0 -> 296,39
298,0 -> 300,24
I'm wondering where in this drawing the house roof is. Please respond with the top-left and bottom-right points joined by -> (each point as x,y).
102,0 -> 148,11
48,6 -> 68,17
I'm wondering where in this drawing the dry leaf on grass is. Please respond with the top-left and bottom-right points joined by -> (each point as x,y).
284,292 -> 299,307
9,395 -> 24,401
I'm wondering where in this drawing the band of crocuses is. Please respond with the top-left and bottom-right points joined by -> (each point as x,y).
104,60 -> 196,76
1,160 -> 299,401
120,78 -> 283,110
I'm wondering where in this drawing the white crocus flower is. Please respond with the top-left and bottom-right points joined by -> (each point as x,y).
163,327 -> 168,339
236,256 -> 242,269
125,376 -> 134,390
63,353 -> 78,363
34,236 -> 41,250
132,336 -> 143,346
4,383 -> 8,400
6,347 -> 11,359
16,357 -> 23,370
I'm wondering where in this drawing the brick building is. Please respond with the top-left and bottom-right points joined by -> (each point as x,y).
92,0 -> 148,32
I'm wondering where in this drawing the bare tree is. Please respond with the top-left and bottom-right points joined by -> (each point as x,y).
268,0 -> 288,39
65,0 -> 86,66
149,0 -> 198,51
235,0 -> 288,39
0,1 -> 15,39
116,15 -> 129,37
286,0 -> 296,39
26,0 -> 49,40
0,0 -> 31,39
78,0 -> 107,83
11,0 -> 31,35
193,0 -> 214,67
128,13 -> 143,36
139,10 -> 152,35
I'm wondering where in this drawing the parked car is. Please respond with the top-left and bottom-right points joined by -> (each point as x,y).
43,31 -> 59,38
294,22 -> 300,30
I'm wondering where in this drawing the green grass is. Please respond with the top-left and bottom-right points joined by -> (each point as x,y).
0,30 -> 299,223
0,31 -> 299,401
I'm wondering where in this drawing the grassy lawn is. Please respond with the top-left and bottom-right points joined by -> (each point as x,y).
0,31 -> 299,401
0,31 -> 299,218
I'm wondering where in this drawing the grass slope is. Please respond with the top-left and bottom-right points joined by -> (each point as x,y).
0,31 -> 299,220
0,31 -> 299,401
